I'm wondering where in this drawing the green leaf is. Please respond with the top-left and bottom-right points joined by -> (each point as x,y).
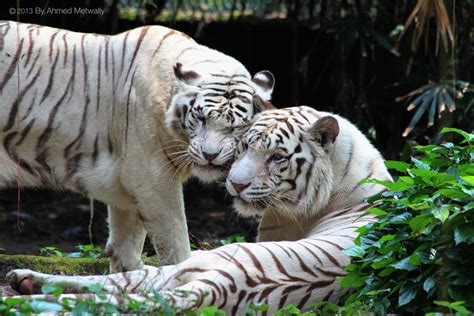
432,205 -> 450,223
343,245 -> 365,259
451,302 -> 470,314
411,157 -> 430,170
454,223 -> 474,245
385,160 -> 410,172
433,300 -> 452,307
409,214 -> 433,234
4,297 -> 26,308
437,188 -> 470,200
409,168 -> 451,185
379,266 -> 396,277
341,272 -> 366,288
423,276 -> 436,293
398,284 -> 418,306
391,212 -> 412,224
245,303 -> 268,314
461,175 -> 474,185
373,234 -> 395,248
441,127 -> 474,143
464,201 -> 474,211
30,301 -> 64,313
282,304 -> 300,313
41,284 -> 63,296
458,164 -> 474,176
199,306 -> 223,316
371,257 -> 395,269
391,176 -> 415,191
408,253 -> 422,266
87,283 -> 104,294
367,207 -> 387,216
408,202 -> 430,210
391,257 -> 416,271
359,178 -> 395,190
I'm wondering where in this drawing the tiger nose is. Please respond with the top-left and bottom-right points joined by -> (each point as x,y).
203,151 -> 219,163
230,181 -> 250,194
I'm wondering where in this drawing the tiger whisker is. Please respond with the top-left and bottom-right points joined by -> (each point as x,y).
157,153 -> 191,176
173,156 -> 194,178
154,150 -> 189,162
164,139 -> 188,145
154,144 -> 188,154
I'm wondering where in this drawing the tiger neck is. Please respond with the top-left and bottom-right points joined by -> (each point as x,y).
257,128 -> 391,242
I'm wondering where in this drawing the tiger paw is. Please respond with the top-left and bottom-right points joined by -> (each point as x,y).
6,269 -> 44,294
106,244 -> 144,273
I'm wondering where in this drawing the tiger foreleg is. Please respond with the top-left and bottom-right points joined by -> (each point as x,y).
106,206 -> 147,273
133,179 -> 192,266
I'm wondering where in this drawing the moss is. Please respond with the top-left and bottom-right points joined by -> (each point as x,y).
0,255 -> 161,283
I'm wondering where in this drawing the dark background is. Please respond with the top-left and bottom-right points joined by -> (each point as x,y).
0,0 -> 472,255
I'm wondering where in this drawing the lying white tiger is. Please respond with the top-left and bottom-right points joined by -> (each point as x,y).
7,106 -> 392,314
0,21 -> 274,271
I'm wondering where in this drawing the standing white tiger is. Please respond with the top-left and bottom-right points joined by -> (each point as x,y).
0,21 -> 275,271
7,106 -> 393,314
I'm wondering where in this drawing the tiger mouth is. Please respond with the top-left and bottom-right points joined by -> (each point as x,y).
196,163 -> 229,173
195,163 -> 227,172
235,197 -> 267,210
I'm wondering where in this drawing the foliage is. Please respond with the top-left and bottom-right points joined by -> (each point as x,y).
3,130 -> 474,314
340,128 -> 474,314
397,80 -> 473,137
39,246 -> 64,257
40,244 -> 103,259
219,234 -> 246,246
397,0 -> 454,54
1,286 -> 310,315
67,245 -> 104,259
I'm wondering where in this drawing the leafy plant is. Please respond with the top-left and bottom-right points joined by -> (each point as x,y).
67,244 -> 104,259
341,128 -> 474,314
39,245 -> 103,259
219,234 -> 246,245
39,246 -> 64,257
397,0 -> 454,54
397,80 -> 472,137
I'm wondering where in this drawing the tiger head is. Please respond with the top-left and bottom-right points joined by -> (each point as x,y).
166,62 -> 275,182
226,107 -> 339,218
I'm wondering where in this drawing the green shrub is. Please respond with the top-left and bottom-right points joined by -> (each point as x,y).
39,244 -> 103,259
342,128 -> 474,315
3,129 -> 473,315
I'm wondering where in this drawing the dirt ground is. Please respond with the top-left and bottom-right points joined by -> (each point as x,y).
0,178 -> 258,256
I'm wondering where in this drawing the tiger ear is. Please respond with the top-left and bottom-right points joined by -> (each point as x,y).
165,93 -> 195,134
308,116 -> 339,149
252,70 -> 275,100
173,62 -> 201,87
252,94 -> 276,113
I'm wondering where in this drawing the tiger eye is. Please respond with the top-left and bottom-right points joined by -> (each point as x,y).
269,153 -> 285,163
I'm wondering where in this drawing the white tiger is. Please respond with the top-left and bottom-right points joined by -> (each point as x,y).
6,106 -> 393,314
0,21 -> 275,272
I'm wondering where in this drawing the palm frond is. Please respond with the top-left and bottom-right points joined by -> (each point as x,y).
397,0 -> 454,54
397,80 -> 470,137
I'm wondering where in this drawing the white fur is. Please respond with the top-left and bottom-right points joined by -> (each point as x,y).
6,107 -> 392,313
226,106 -> 392,239
0,21 -> 272,271
6,107 -> 393,313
